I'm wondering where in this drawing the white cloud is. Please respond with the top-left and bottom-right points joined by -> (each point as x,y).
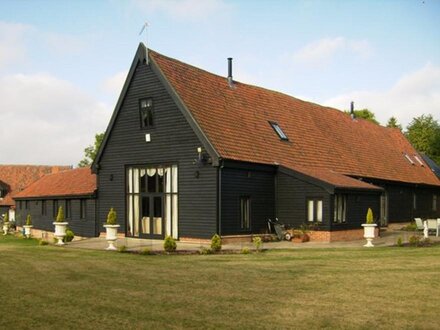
293,37 -> 373,65
132,0 -> 232,21
43,32 -> 89,55
101,70 -> 127,96
0,73 -> 110,165
0,21 -> 32,68
323,63 -> 440,127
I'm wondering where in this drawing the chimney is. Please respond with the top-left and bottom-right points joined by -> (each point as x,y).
227,57 -> 234,88
350,101 -> 355,119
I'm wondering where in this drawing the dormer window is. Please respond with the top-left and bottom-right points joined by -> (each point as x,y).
269,121 -> 288,141
414,155 -> 424,167
140,98 -> 154,128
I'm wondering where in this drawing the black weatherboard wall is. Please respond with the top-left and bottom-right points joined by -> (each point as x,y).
14,198 -> 96,237
96,58 -> 218,239
220,162 -> 275,235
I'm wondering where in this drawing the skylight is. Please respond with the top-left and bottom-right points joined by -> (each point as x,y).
269,121 -> 288,141
414,155 -> 425,167
404,153 -> 414,165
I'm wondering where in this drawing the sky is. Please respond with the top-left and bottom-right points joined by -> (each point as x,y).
0,0 -> 439,166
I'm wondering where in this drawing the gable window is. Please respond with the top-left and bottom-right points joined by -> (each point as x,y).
41,200 -> 46,216
307,198 -> 323,222
80,199 -> 87,219
334,194 -> 346,223
66,200 -> 71,218
139,98 -> 154,128
269,121 -> 288,141
240,196 -> 251,230
432,195 -> 437,212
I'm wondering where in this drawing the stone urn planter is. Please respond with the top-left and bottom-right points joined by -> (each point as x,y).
362,208 -> 377,247
104,224 -> 120,250
2,221 -> 9,235
53,206 -> 68,246
23,214 -> 33,238
2,212 -> 9,235
104,208 -> 120,251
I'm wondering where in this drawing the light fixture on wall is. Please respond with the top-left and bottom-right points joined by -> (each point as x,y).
193,147 -> 209,167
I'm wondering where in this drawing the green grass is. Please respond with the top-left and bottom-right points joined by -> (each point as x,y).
1,235 -> 439,329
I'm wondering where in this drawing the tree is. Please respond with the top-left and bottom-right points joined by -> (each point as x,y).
78,132 -> 105,167
345,108 -> 379,124
405,114 -> 440,165
386,116 -> 402,131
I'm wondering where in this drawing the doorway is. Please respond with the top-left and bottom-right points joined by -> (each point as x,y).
140,195 -> 164,238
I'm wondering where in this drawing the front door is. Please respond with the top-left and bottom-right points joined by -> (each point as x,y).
380,192 -> 388,226
140,194 -> 164,239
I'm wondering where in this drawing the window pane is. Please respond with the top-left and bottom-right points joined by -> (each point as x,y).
172,166 -> 178,193
308,200 -> 314,221
165,195 -> 171,237
147,168 -> 157,192
153,197 -> 162,235
317,200 -> 323,222
140,169 -> 146,193
141,196 -> 150,234
134,195 -> 139,236
240,197 -> 250,229
172,195 -> 178,239
158,168 -> 164,193
165,167 -> 171,193
133,168 -> 139,193
128,168 -> 133,193
127,195 -> 133,236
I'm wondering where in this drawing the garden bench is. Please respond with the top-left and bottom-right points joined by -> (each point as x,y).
424,219 -> 440,237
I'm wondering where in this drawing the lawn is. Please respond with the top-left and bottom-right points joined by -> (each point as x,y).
0,235 -> 439,329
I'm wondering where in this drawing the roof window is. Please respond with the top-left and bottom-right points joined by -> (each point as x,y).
413,155 -> 425,167
404,153 -> 415,165
269,121 -> 288,141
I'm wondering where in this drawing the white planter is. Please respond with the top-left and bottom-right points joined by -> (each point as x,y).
104,224 -> 120,251
3,222 -> 9,235
53,222 -> 68,246
362,223 -> 377,247
23,225 -> 33,238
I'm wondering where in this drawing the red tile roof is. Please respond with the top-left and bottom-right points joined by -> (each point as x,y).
0,165 -> 71,206
150,50 -> 440,188
13,167 -> 96,199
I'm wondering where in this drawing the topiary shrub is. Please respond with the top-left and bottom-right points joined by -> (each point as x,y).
164,236 -> 177,252
55,206 -> 65,222
366,208 -> 374,224
199,247 -> 212,255
39,239 -> 49,246
25,214 -> 32,226
106,208 -> 117,225
397,236 -> 403,247
241,247 -> 250,254
140,248 -> 152,255
63,228 -> 74,242
118,245 -> 127,253
211,234 -> 222,252
4,212 -> 9,223
253,237 -> 262,252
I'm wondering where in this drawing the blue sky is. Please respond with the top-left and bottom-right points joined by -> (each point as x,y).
0,0 -> 439,165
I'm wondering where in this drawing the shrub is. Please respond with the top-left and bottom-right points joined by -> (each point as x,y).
140,248 -> 152,255
63,228 -> 74,242
4,212 -> 9,223
25,214 -> 32,226
163,236 -> 177,252
199,247 -> 212,255
39,240 -> 49,246
366,208 -> 374,224
118,245 -> 127,253
241,248 -> 250,254
106,208 -> 117,225
253,237 -> 262,252
55,206 -> 65,222
409,235 -> 420,246
402,222 -> 417,231
397,236 -> 403,247
211,234 -> 222,252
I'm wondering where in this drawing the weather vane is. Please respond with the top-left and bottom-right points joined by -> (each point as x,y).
139,22 -> 149,64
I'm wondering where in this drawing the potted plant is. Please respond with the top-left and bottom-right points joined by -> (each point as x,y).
53,206 -> 68,246
2,212 -> 9,236
362,208 -> 377,247
23,214 -> 33,238
104,208 -> 120,251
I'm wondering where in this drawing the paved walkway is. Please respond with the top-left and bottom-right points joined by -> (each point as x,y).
66,227 -> 440,252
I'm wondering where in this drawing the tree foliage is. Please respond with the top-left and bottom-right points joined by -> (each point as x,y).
78,132 -> 105,167
345,108 -> 379,124
406,114 -> 440,165
386,116 -> 402,131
